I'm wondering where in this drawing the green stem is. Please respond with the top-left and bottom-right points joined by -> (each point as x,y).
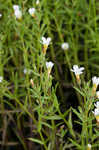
43,1 -> 64,101
39,131 -> 48,150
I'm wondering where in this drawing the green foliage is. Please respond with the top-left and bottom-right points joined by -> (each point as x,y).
0,0 -> 99,150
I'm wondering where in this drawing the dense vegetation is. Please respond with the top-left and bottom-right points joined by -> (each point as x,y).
0,0 -> 99,150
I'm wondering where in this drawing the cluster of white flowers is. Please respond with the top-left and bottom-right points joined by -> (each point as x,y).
71,65 -> 99,92
70,64 -> 99,125
13,1 -> 40,19
93,101 -> 99,123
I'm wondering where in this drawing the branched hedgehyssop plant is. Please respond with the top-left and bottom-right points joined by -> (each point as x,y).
0,0 -> 99,150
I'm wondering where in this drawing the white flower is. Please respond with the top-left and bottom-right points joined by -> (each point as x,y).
23,68 -> 27,74
14,9 -> 22,19
23,68 -> 31,74
0,76 -> 3,82
61,42 -> 69,50
13,5 -> 20,10
93,108 -> 99,116
46,61 -> 54,69
46,61 -> 54,76
0,14 -> 2,18
87,144 -> 91,149
96,91 -> 99,98
36,0 -> 40,5
41,37 -> 51,55
93,102 -> 99,123
92,76 -> 99,86
71,65 -> 84,75
13,5 -> 22,19
41,37 -> 51,46
28,8 -> 36,16
93,100 -> 99,124
94,101 -> 99,109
